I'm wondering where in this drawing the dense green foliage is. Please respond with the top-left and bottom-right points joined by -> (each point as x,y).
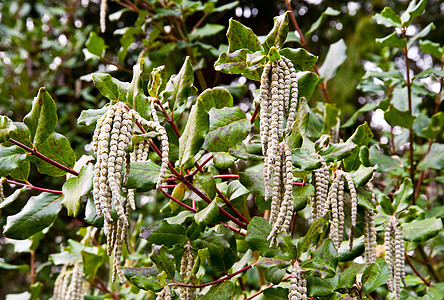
1,0 -> 444,299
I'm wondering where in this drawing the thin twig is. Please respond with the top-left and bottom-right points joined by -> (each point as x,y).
245,275 -> 292,300
9,138 -> 79,176
4,178 -> 63,194
250,103 -> 260,124
160,188 -> 196,212
213,174 -> 239,179
405,252 -> 430,287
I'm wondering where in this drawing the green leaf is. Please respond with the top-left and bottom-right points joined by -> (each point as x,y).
306,7 -> 341,38
126,160 -> 161,192
287,97 -> 309,149
301,256 -> 336,278
343,122 -> 374,171
402,218 -> 443,242
162,56 -> 198,112
127,59 -> 146,109
277,234 -> 298,259
199,87 -> 233,110
128,275 -> 162,292
239,171 -> 265,197
200,281 -> 234,300
190,23 -> 225,41
202,107 -> 251,152
30,282 -> 43,300
62,163 -> 93,217
86,32 -> 105,56
422,112 -> 444,139
292,184 -> 313,211
0,188 -> 26,210
401,0 -> 427,26
246,217 -> 282,257
0,145 -> 26,177
417,143 -> 444,170
291,149 -> 322,170
268,46 -> 281,62
28,132 -> 76,177
419,39 -> 444,59
415,67 -> 444,79
81,247 -> 107,279
140,220 -> 188,247
374,7 -> 402,28
0,116 -> 17,143
262,287 -> 288,300
306,275 -> 338,297
362,259 -> 389,295
92,73 -> 124,102
195,200 -> 219,225
148,65 -> 167,98
255,257 -> 290,284
317,141 -> 356,163
298,72 -> 320,100
279,48 -> 318,71
379,195 -> 395,216
407,22 -> 436,48
3,193 -> 63,239
264,12 -> 289,51
376,32 -> 407,49
349,165 -> 376,188
195,172 -> 217,200
226,18 -> 261,52
298,213 -> 329,254
214,49 -> 262,81
23,88 -> 58,146
310,239 -> 338,270
338,236 -> 364,262
150,245 -> 176,279
77,106 -> 109,126
179,99 -> 209,169
0,261 -> 30,272
337,262 -> 365,289
212,152 -> 236,169
393,178 -> 413,213
229,145 -> 264,162
318,39 -> 347,82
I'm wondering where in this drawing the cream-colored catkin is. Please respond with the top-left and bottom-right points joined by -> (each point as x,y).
282,57 -> 298,135
327,172 -> 342,249
337,178 -> 345,246
100,0 -> 107,33
394,223 -> 405,300
268,149 -> 283,226
385,217 -> 394,292
60,270 -> 72,300
179,241 -> 195,300
112,217 -> 126,283
0,177 -> 5,200
311,156 -> 328,221
53,265 -> 68,300
288,261 -> 307,300
156,285 -> 172,300
66,261 -> 83,300
343,172 -> 357,251
364,182 -> 377,264
281,142 -> 294,233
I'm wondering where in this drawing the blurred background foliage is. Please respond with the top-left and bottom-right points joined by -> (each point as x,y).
1,0 -> 444,298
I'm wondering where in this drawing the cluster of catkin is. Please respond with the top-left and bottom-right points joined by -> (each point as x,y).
385,215 -> 405,300
92,101 -> 169,282
156,286 -> 172,300
178,241 -> 196,300
53,261 -> 85,300
363,182 -> 377,264
288,261 -> 307,300
0,177 -> 5,201
100,0 -> 107,33
259,57 -> 298,246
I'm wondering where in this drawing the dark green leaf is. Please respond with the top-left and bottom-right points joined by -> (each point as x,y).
0,116 -> 17,143
214,49 -> 262,81
317,141 -> 356,163
291,149 -> 322,170
277,233 -> 298,259
226,18 -> 261,52
379,195 -> 395,216
126,160 -> 161,192
393,178 -> 413,213
415,68 -> 444,79
62,163 -> 93,217
362,259 -> 389,295
279,48 -> 318,71
337,262 -> 365,289
306,275 -> 338,297
3,193 -> 63,239
287,97 -> 310,149
268,46 -> 281,62
301,256 -> 336,278
200,281 -> 234,300
306,7 -> 341,38
298,72 -> 320,100
264,12 -> 289,51
318,39 -> 347,82
239,171 -> 265,197
0,188 -> 26,210
349,165 -> 376,188
189,23 -> 224,41
419,39 -> 444,59
0,145 -> 26,177
376,32 -> 407,49
148,65 -> 167,98
150,245 -> 176,279
195,200 -> 219,225
310,239 -> 338,270
417,143 -> 444,170
202,107 -> 251,152
407,23 -> 436,48
81,248 -> 107,279
77,106 -> 109,126
400,0 -> 427,27
195,172 -> 216,200
246,217 -> 282,257
255,257 -> 290,284
338,236 -> 364,262
292,184 -> 313,211
0,261 -> 30,272
402,218 -> 443,242
379,7 -> 402,27
199,87 -> 233,111
422,112 -> 444,139
140,220 -> 188,247
86,32 -> 105,56
23,87 -> 58,146
384,105 -> 415,128
212,152 -> 236,169
298,213 -> 329,254
262,287 -> 288,300
229,147 -> 264,161
179,99 -> 209,169
128,275 -> 162,292
28,132 -> 76,177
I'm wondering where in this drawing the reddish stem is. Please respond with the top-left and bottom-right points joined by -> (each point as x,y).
189,155 -> 213,177
405,252 -> 430,287
216,189 -> 249,224
160,188 -> 196,212
173,263 -> 254,288
8,138 -> 79,176
219,222 -> 246,236
250,103 -> 260,124
4,178 -> 63,194
213,174 -> 239,179
245,275 -> 292,300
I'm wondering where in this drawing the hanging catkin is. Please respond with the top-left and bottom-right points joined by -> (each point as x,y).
385,216 -> 405,300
